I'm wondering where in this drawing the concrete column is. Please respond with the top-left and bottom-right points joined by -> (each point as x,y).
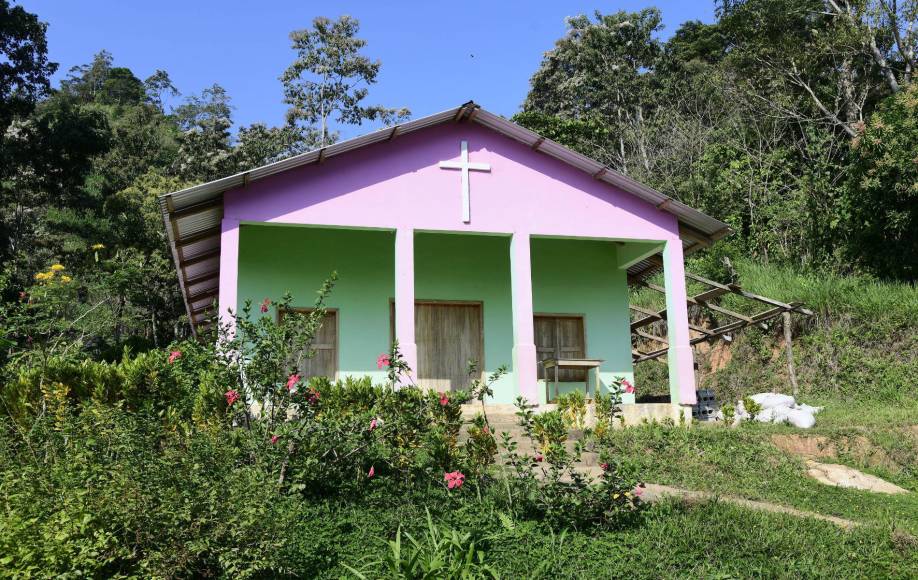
217,218 -> 240,337
510,232 -> 539,404
394,228 -> 417,383
662,239 -> 697,405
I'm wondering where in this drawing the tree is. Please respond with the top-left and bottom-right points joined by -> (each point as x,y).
522,10 -> 664,177
143,69 -> 179,110
0,0 -> 57,131
844,83 -> 918,279
235,123 -> 309,170
280,15 -> 409,147
60,50 -> 114,103
173,84 -> 235,181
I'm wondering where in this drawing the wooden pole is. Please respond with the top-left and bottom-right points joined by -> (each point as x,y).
783,311 -> 799,397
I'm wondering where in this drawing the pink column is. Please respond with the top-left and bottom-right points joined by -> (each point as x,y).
218,218 -> 240,337
662,239 -> 697,405
510,232 -> 539,403
394,228 -> 417,383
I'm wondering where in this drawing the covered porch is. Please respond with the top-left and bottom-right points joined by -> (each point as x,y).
223,222 -> 696,406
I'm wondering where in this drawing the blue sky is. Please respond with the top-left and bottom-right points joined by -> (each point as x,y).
21,1 -> 715,138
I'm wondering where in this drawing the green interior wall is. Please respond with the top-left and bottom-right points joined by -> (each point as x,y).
413,232 -> 516,402
531,237 -> 635,403
237,224 -> 394,382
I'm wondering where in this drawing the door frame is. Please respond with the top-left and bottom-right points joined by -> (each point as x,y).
390,298 -> 486,384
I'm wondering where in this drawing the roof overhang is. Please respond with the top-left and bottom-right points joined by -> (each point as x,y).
160,101 -> 732,334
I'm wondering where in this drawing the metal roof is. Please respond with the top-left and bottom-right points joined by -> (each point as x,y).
160,101 -> 732,334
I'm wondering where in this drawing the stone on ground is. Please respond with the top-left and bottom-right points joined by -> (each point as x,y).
805,460 -> 909,494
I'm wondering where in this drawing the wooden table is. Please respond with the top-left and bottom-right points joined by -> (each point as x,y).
542,358 -> 604,403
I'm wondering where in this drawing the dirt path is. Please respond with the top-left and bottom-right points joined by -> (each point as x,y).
641,482 -> 860,529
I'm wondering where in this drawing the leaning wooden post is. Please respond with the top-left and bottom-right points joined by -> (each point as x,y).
783,311 -> 799,398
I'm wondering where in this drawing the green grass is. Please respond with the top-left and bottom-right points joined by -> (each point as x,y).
273,490 -> 918,579
600,406 -> 918,536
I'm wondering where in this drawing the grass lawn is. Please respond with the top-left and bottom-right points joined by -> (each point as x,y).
600,399 -> 918,536
326,399 -> 918,578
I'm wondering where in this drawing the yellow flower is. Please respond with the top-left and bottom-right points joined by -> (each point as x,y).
91,243 -> 105,250
61,275 -> 72,283
34,272 -> 52,281
50,264 -> 65,272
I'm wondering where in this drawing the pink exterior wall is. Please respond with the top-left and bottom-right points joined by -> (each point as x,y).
222,124 -> 681,243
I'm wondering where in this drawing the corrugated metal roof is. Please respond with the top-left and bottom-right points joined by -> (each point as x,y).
160,101 -> 732,334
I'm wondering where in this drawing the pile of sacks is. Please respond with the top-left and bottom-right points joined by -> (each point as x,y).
730,393 -> 823,428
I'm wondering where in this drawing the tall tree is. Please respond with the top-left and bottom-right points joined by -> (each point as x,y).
0,0 -> 57,131
173,84 -> 235,182
280,15 -> 409,147
522,10 -> 664,177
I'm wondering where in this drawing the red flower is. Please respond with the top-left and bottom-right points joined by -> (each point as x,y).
622,379 -> 635,394
368,465 -> 375,478
304,386 -> 321,405
439,393 -> 449,407
225,390 -> 240,406
286,374 -> 300,391
535,454 -> 544,462
260,298 -> 271,313
270,435 -> 280,444
600,462 -> 609,471
376,353 -> 390,369
444,471 -> 465,490
168,350 -> 182,364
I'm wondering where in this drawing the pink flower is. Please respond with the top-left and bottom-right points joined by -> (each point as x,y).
622,379 -> 635,394
444,471 -> 465,490
304,387 -> 321,405
376,353 -> 390,369
270,435 -> 280,444
535,454 -> 544,462
225,390 -> 240,406
369,417 -> 378,431
600,462 -> 609,471
260,298 -> 271,313
168,350 -> 181,364
286,374 -> 300,391
633,485 -> 644,497
18,291 -> 27,302
368,466 -> 375,478
439,393 -> 449,407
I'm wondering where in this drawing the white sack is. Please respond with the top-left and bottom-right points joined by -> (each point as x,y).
750,393 -> 796,410
796,403 -> 823,415
785,408 -> 816,429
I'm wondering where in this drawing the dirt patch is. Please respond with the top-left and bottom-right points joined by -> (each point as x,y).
772,434 -> 837,459
695,340 -> 733,373
641,482 -> 860,529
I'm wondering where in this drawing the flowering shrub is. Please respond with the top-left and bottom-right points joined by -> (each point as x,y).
500,396 -> 644,528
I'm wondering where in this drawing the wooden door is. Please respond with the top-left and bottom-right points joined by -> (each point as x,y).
534,315 -> 585,381
415,302 -> 483,391
283,309 -> 338,380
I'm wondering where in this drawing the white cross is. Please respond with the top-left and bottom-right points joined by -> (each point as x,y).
438,140 -> 490,223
